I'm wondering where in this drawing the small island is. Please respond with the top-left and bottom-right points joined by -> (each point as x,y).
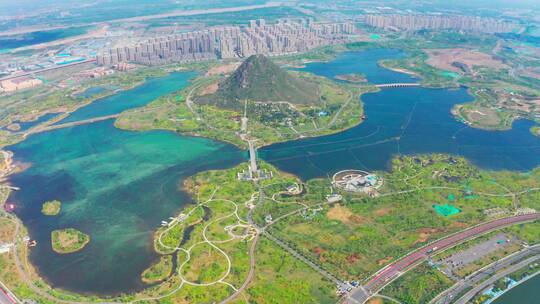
51,228 -> 90,254
41,200 -> 61,216
334,73 -> 367,83
531,126 -> 540,138
6,124 -> 21,132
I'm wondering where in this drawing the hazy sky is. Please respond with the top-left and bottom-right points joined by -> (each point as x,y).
0,0 -> 538,19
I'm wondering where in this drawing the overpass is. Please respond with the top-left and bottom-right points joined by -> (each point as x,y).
346,213 -> 540,304
375,83 -> 421,88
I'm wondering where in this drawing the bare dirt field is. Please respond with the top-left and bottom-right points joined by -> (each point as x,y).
373,207 -> 392,217
490,85 -> 540,113
377,256 -> 393,266
200,82 -> 219,95
205,63 -> 240,76
326,204 -> 365,226
414,228 -> 440,245
425,48 -> 508,73
461,106 -> 503,127
366,297 -> 384,304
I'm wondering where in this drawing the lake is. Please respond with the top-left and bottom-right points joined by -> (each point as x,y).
7,72 -> 244,295
6,48 -> 540,296
491,273 -> 540,304
260,50 -> 540,180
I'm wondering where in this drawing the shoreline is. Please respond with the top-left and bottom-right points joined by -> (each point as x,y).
1,71 -> 175,147
450,104 -> 532,132
485,270 -> 540,304
3,125 -> 540,301
1,46 -> 540,302
377,61 -> 420,77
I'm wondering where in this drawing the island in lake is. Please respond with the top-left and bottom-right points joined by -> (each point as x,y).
51,228 -> 90,254
335,73 -> 367,83
41,200 -> 61,216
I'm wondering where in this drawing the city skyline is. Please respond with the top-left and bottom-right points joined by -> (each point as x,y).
96,18 -> 357,66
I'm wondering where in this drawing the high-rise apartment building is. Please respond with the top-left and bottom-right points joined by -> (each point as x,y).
96,18 -> 358,66
365,14 -> 515,33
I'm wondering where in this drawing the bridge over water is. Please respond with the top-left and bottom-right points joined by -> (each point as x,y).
375,83 -> 421,88
24,114 -> 120,135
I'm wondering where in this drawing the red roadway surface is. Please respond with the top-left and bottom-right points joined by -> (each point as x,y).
0,287 -> 16,304
364,213 -> 540,293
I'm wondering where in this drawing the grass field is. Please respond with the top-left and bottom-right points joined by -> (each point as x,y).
116,60 -> 369,148
381,262 -> 454,304
1,154 -> 540,303
141,255 -> 173,284
262,154 -> 540,281
137,162 -> 337,303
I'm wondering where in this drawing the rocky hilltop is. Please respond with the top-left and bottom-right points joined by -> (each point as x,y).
197,54 -> 320,108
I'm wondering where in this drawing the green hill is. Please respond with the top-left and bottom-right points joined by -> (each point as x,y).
198,55 -> 320,108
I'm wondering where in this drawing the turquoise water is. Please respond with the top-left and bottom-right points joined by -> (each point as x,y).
6,49 -> 540,296
491,274 -> 540,304
4,113 -> 58,132
260,50 -> 540,180
7,72 -> 244,295
58,72 -> 197,124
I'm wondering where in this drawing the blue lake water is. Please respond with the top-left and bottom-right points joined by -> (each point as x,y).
260,50 -> 540,180
299,49 -> 418,84
7,71 -> 244,295
6,48 -> 540,296
491,274 -> 540,304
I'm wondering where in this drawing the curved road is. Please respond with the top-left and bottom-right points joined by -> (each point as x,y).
346,213 -> 540,304
454,257 -> 540,304
431,244 -> 540,304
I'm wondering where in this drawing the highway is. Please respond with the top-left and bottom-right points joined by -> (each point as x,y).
432,244 -> 540,304
0,281 -> 18,304
0,290 -> 14,304
346,213 -> 540,304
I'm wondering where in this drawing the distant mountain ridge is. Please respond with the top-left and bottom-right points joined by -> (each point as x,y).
197,54 -> 320,108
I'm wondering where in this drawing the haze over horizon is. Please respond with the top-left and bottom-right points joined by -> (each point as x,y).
0,1 -> 539,304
